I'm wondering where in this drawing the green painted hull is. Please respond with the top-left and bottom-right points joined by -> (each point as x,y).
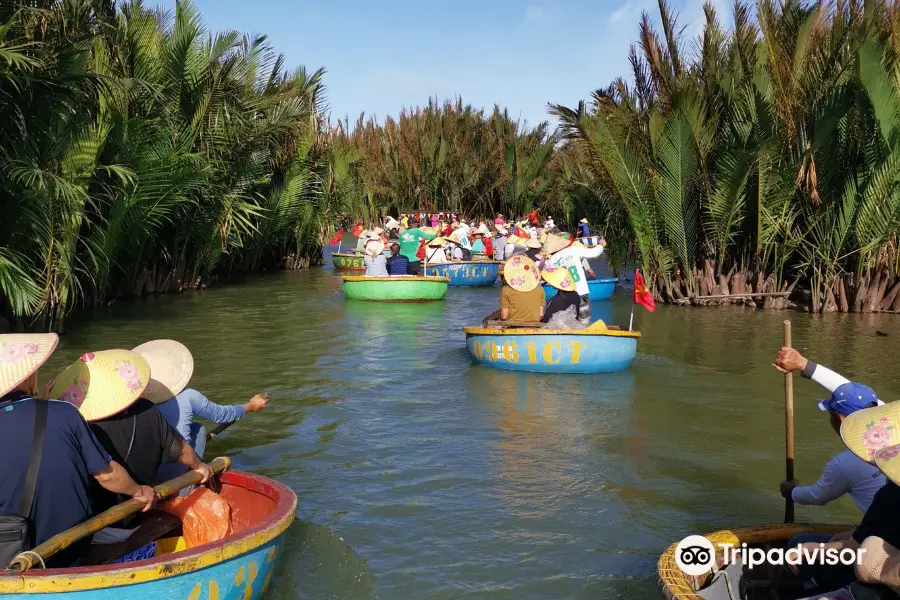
342,276 -> 449,302
332,253 -> 365,271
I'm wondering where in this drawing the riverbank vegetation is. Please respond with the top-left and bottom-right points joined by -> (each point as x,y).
0,0 -> 346,330
553,0 -> 900,314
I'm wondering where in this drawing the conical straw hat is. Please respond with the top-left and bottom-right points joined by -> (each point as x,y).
542,233 -> 571,256
51,350 -> 150,421
503,255 -> 540,292
427,237 -> 446,247
525,237 -> 542,249
840,402 -> 900,463
364,238 -> 385,257
541,264 -> 577,292
0,334 -> 58,398
132,340 -> 194,404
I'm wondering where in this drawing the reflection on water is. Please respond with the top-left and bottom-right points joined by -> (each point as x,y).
41,247 -> 900,599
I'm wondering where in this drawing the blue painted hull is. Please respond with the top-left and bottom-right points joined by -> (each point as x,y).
465,332 -> 637,373
3,534 -> 287,600
427,262 -> 500,286
543,278 -> 617,301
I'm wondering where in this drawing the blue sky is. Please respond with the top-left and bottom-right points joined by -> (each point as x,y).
155,0 -> 728,128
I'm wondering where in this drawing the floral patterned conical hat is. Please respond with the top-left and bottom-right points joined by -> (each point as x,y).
840,402 -> 900,464
0,334 -> 58,398
541,264 -> 577,292
503,255 -> 540,292
51,350 -> 150,421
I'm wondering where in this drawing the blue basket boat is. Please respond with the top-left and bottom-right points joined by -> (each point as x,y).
543,277 -> 617,302
426,261 -> 500,287
462,324 -> 639,373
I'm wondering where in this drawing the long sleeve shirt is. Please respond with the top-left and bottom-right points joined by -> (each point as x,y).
791,361 -> 886,511
157,388 -> 246,443
544,245 -> 605,296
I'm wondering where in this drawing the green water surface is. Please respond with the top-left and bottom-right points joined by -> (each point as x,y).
44,249 -> 900,600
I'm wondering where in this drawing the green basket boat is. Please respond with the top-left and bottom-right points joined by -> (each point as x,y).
341,276 -> 449,302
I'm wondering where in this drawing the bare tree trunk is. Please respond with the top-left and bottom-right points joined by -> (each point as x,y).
881,279 -> 900,311
837,276 -> 849,313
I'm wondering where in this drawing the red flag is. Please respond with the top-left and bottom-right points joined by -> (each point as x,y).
528,209 -> 539,225
329,228 -> 343,245
633,269 -> 656,312
351,222 -> 364,237
514,225 -> 529,238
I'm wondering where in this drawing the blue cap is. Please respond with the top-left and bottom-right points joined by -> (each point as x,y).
818,382 -> 881,415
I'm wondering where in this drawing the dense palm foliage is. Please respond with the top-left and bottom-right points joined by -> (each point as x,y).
0,0 -> 342,331
329,99 -> 563,223
553,0 -> 900,313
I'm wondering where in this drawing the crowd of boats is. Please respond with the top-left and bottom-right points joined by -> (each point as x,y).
333,214 -> 645,374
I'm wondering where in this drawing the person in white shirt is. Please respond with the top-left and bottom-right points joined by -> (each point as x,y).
425,238 -> 448,264
494,229 -> 508,261
543,237 -> 606,323
774,348 -> 886,546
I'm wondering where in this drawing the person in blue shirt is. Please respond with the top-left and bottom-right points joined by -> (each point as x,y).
0,334 -> 155,567
387,243 -> 410,275
774,348 -> 886,549
577,218 -> 590,238
132,340 -> 269,481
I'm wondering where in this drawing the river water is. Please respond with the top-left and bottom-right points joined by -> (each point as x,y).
45,247 -> 900,600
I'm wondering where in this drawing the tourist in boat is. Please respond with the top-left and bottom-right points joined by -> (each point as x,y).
400,213 -> 409,228
399,225 -> 436,275
0,335 -> 156,567
775,347 -> 885,516
386,243 -> 410,274
51,349 -> 214,516
425,237 -> 449,265
450,227 -> 473,260
447,237 -> 465,262
494,228 -> 508,261
471,226 -> 488,255
363,239 -> 389,276
541,266 -> 581,324
131,340 -> 268,472
495,213 -> 505,227
499,255 -> 544,322
524,237 -> 543,261
577,218 -> 590,238
543,234 -> 606,323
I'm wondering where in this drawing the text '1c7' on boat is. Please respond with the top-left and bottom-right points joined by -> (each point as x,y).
657,523 -> 853,600
0,456 -> 298,600
462,320 -> 639,373
543,277 -> 617,302
426,261 -> 500,287
341,276 -> 450,302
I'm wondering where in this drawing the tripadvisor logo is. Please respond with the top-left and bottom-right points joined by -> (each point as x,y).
675,535 -> 716,576
674,534 -> 866,576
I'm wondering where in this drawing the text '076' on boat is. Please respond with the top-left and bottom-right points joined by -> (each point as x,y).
331,252 -> 365,271
462,324 -> 639,373
341,276 -> 449,302
425,261 -> 500,286
0,467 -> 297,600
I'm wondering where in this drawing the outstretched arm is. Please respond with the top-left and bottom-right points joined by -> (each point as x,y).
181,388 -> 247,424
774,347 -> 850,394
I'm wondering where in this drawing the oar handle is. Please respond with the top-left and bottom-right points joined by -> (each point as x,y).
7,456 -> 231,572
784,320 -> 795,524
207,421 -> 236,440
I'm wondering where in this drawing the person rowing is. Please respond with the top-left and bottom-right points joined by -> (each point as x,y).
50,350 -> 211,525
775,348 -> 886,517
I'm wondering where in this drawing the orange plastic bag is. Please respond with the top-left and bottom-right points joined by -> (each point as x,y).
160,488 -> 234,548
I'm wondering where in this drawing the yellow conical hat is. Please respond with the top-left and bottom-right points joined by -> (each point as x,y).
132,340 -> 194,404
541,264 -> 577,292
51,350 -> 150,421
840,402 -> 900,463
0,334 -> 58,397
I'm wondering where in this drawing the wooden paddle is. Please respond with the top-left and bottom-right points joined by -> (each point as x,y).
7,456 -> 231,572
207,420 -> 236,441
783,320 -> 795,524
